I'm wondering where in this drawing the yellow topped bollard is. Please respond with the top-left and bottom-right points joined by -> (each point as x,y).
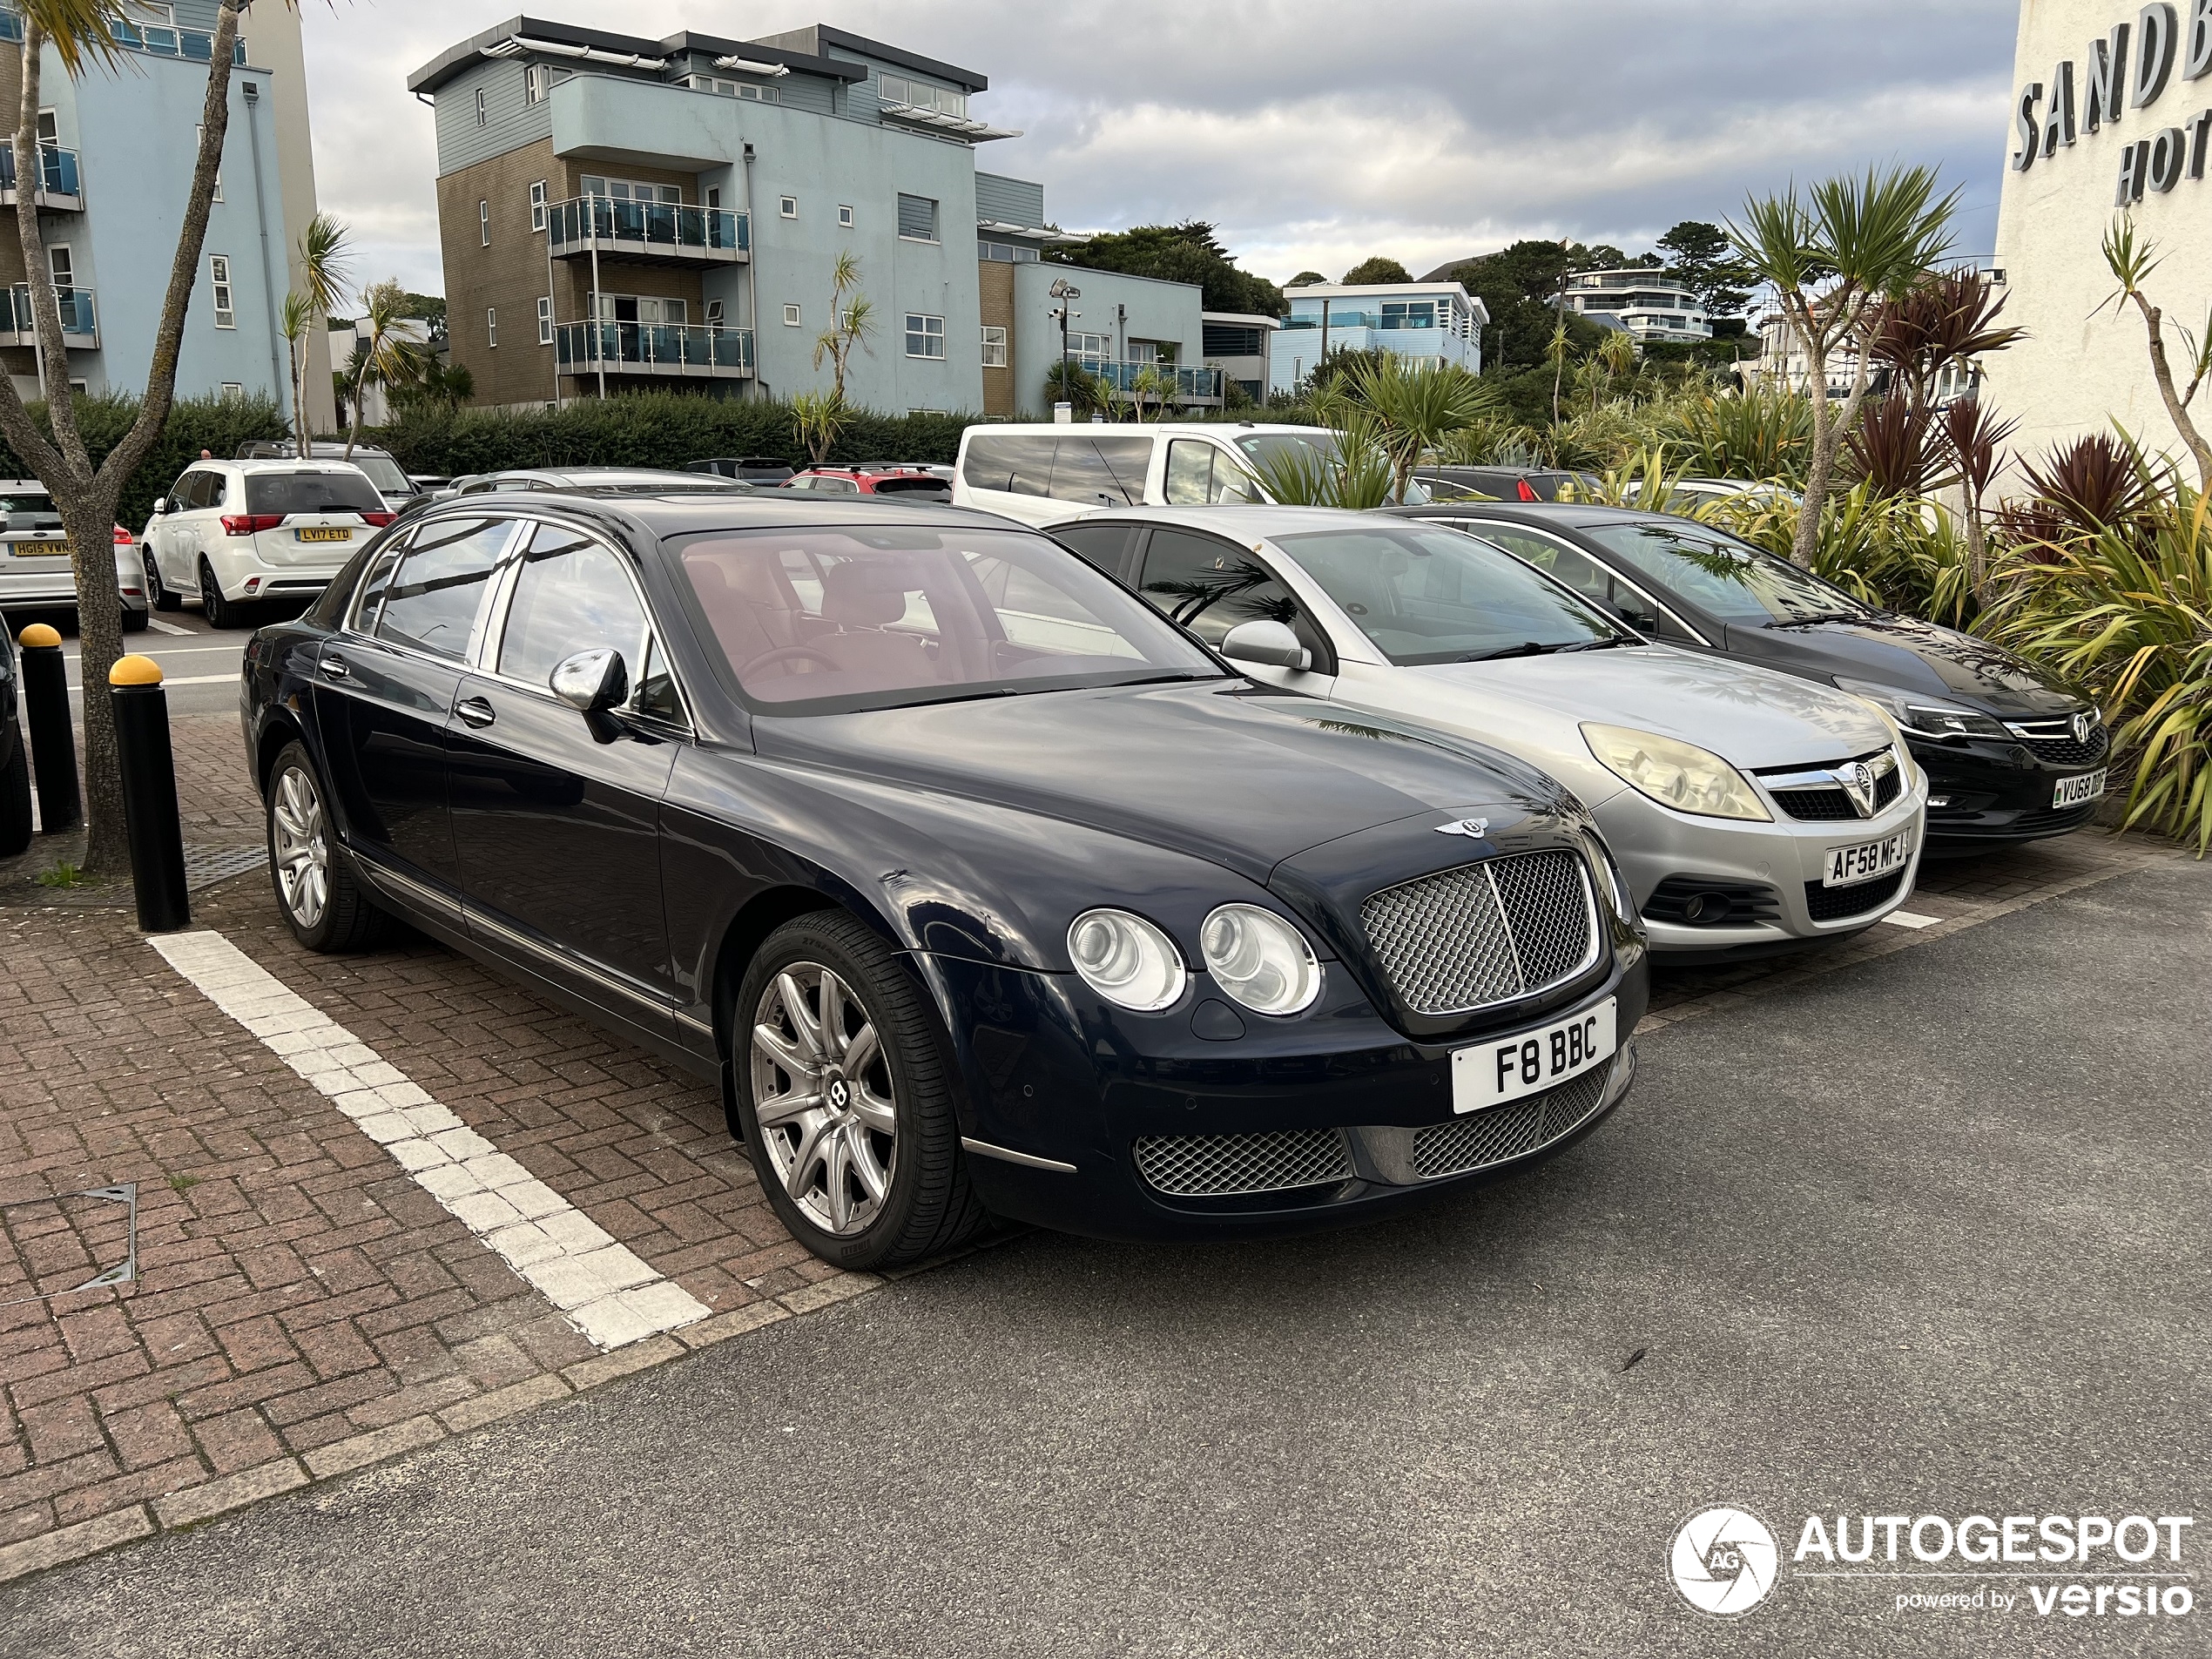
110,648 -> 190,931
15,621 -> 78,832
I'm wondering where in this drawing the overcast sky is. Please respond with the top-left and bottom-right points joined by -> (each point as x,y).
300,0 -> 2020,299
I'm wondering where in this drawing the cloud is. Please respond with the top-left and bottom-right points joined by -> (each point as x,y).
296,0 -> 2019,296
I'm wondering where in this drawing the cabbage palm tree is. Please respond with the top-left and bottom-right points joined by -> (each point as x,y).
289,213 -> 351,454
343,279 -> 423,457
0,0 -> 258,874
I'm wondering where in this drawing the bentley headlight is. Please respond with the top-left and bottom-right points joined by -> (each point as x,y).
1833,677 -> 2008,738
1582,724 -> 1771,821
1199,905 -> 1321,1015
1068,909 -> 1185,1011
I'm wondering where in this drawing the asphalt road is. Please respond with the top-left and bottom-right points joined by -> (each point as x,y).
8,860 -> 2208,1656
32,604 -> 259,716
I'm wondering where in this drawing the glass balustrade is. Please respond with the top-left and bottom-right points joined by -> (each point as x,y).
0,145 -> 81,199
547,198 -> 748,256
3,286 -> 97,338
1072,360 -> 1224,400
555,322 -> 754,373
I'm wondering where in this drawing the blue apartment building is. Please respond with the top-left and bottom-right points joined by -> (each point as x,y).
0,1 -> 330,427
1268,280 -> 1486,397
409,17 -> 1220,415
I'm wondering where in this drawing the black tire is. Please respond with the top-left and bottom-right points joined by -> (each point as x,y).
120,606 -> 147,635
265,739 -> 390,951
732,910 -> 984,1271
0,720 -> 30,859
199,556 -> 241,631
145,546 -> 181,611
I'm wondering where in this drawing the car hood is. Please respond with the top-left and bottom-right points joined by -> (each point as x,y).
1400,646 -> 1892,768
752,679 -> 1569,885
1722,612 -> 2080,718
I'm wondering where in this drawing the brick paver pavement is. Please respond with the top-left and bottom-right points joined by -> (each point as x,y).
0,709 -> 2188,1581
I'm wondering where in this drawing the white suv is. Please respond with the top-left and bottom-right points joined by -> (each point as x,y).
141,459 -> 392,628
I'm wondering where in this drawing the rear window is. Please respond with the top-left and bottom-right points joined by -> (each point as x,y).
870,476 -> 952,499
347,454 -> 415,496
0,490 -> 60,531
245,470 -> 386,516
1580,520 -> 1869,625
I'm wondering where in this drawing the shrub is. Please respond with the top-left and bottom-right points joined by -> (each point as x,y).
0,388 -> 287,529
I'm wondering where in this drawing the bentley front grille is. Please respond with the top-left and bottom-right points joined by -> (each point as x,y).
1132,1127 -> 1354,1197
1359,850 -> 1597,1016
1411,1066 -> 1614,1179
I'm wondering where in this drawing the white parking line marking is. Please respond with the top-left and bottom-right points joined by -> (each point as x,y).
1881,910 -> 1942,930
147,930 -> 710,1350
64,644 -> 239,658
145,617 -> 194,636
65,673 -> 235,694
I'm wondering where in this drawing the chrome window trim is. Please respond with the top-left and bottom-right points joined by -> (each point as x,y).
1440,517 -> 1712,647
475,514 -> 697,735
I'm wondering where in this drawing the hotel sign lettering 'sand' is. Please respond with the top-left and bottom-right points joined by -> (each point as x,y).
2012,0 -> 2212,202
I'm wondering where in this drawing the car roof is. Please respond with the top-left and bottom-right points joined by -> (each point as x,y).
425,489 -> 1017,538
219,458 -> 381,475
1039,503 -> 1418,537
965,421 -> 1326,441
1384,501 -> 1665,529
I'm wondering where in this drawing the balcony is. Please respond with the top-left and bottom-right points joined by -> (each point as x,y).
97,17 -> 249,64
0,145 -> 82,210
556,321 -> 753,381
0,286 -> 98,349
546,197 -> 747,266
1077,360 -> 1223,404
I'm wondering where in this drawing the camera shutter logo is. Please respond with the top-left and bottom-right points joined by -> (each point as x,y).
1669,1506 -> 1779,1616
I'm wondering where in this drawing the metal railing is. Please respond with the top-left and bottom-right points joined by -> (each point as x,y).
1074,360 -> 1224,401
98,17 -> 248,63
0,145 -> 80,200
1280,311 -> 1452,332
546,196 -> 748,259
556,321 -> 754,374
0,285 -> 97,340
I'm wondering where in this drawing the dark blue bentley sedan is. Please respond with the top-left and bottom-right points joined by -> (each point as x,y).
240,492 -> 1647,1268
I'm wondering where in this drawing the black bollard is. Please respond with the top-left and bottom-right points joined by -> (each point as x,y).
110,655 -> 190,932
17,623 -> 79,832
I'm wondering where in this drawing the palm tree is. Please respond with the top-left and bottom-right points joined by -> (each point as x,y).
2099,214 -> 2212,491
0,0 -> 253,873
790,390 -> 850,466
1729,165 -> 1959,565
289,212 -> 351,453
812,251 -> 873,404
1325,354 -> 1498,503
343,279 -> 424,457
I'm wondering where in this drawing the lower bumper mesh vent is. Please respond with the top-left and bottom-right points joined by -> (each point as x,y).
1411,1066 -> 1613,1179
1133,1127 -> 1353,1197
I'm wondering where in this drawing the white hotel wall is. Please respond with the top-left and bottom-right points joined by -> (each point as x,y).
1988,0 -> 2212,472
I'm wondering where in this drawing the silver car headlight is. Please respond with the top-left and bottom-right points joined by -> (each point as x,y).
1199,904 -> 1321,1015
1068,909 -> 1186,1011
1581,724 -> 1772,821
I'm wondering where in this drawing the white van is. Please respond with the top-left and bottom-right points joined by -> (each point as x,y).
953,422 -> 1356,528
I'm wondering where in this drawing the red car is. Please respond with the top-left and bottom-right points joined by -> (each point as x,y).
779,466 -> 952,502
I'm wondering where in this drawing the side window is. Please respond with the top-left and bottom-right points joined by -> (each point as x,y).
1051,521 -> 1140,581
349,532 -> 414,632
1467,523 -> 1694,643
1136,529 -> 1327,663
961,433 -> 1055,496
497,521 -> 651,693
1046,438 -> 1131,506
815,476 -> 859,495
1163,440 -> 1214,506
179,469 -> 219,510
376,516 -> 514,660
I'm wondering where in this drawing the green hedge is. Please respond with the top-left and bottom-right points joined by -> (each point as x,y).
374,393 -> 975,478
0,390 -> 287,530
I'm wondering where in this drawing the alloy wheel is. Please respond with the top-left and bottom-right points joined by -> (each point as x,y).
749,961 -> 898,1237
271,764 -> 329,929
142,548 -> 164,604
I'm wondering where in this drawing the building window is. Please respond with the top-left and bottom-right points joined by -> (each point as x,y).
487,307 -> 497,347
474,87 -> 487,126
706,187 -> 720,209
896,193 -> 939,242
536,294 -> 552,345
838,204 -> 853,229
878,73 -> 965,118
978,239 -> 1041,264
980,324 -> 1007,368
905,313 -> 945,359
524,64 -> 547,105
779,195 -> 797,219
705,299 -> 725,332
479,199 -> 490,246
219,381 -> 244,399
208,254 -> 235,328
782,303 -> 802,327
529,179 -> 546,232
1069,331 -> 1111,363
736,83 -> 778,103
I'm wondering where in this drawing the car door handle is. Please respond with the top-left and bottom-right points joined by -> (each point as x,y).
320,654 -> 351,682
455,696 -> 496,729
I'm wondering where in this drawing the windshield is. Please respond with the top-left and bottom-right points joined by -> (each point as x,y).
348,455 -> 415,496
1581,520 -> 1866,624
0,490 -> 60,532
1272,524 -> 1627,664
244,470 -> 387,516
677,524 -> 1221,714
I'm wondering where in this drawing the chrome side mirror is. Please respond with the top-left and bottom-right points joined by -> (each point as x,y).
1219,619 -> 1311,672
550,647 -> 628,713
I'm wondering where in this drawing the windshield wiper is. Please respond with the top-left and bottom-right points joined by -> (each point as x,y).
1458,641 -> 1557,662
1767,610 -> 1865,627
1557,637 -> 1634,651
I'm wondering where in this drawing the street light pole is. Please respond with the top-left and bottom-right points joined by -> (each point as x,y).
1049,277 -> 1080,419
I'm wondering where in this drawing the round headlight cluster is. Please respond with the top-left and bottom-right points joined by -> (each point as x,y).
1068,909 -> 1185,1010
1200,904 -> 1322,1015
